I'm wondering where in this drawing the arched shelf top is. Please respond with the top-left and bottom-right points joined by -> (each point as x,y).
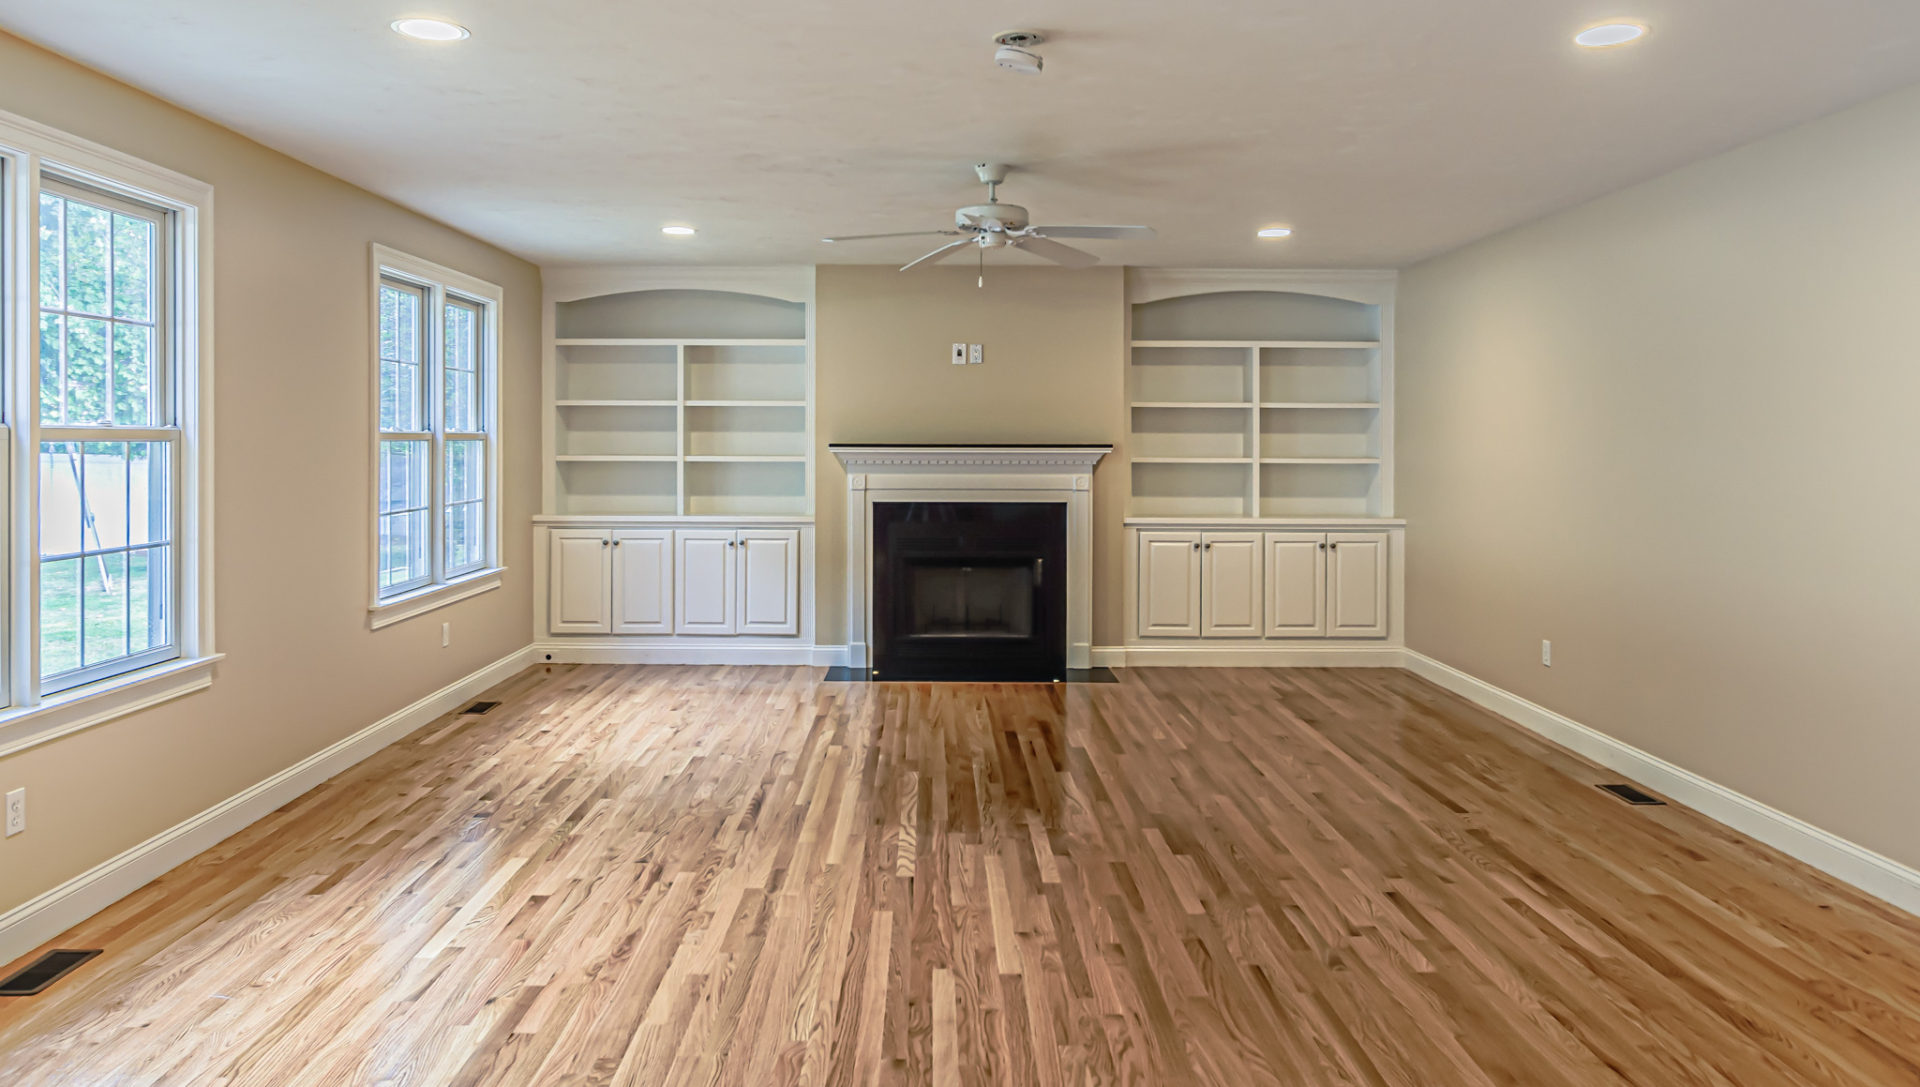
555,286 -> 807,341
542,265 -> 814,305
1132,288 -> 1382,343
1125,268 -> 1395,307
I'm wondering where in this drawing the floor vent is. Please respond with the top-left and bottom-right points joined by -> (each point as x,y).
462,701 -> 501,715
0,949 -> 101,996
1598,783 -> 1666,806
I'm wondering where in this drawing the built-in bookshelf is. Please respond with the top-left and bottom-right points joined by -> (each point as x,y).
1126,280 -> 1393,518
544,280 -> 814,517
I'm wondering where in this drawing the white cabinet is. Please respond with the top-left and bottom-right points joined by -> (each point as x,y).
1265,533 -> 1327,637
676,530 -> 737,635
1134,527 -> 1391,642
1138,531 -> 1202,637
546,525 -> 805,640
1327,532 -> 1388,638
550,530 -> 613,633
737,529 -> 800,636
612,530 -> 673,634
1201,532 -> 1263,637
1263,530 -> 1387,639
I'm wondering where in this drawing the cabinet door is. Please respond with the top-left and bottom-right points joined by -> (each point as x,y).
1201,532 -> 1263,638
676,530 -> 737,635
737,529 -> 800,636
1327,532 -> 1389,638
1137,531 -> 1202,638
549,530 -> 611,634
611,530 -> 673,634
1264,533 -> 1327,637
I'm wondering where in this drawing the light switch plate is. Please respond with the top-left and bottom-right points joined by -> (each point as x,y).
1542,640 -> 1552,667
951,343 -> 967,365
968,343 -> 983,364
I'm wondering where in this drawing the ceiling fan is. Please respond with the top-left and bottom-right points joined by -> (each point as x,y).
822,163 -> 1155,281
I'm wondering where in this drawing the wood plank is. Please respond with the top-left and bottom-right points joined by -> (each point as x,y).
4,663 -> 1919,1087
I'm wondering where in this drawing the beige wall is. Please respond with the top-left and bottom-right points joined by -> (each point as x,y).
0,34 -> 541,915
813,265 -> 1128,647
1398,81 -> 1920,869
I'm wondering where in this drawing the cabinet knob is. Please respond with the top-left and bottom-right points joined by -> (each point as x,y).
613,540 -> 621,547
1204,542 -> 1212,551
1319,542 -> 1327,550
1192,541 -> 1201,551
601,539 -> 610,548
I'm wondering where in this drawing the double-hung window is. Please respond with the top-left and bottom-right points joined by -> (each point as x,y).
36,180 -> 176,692
1,108 -> 215,747
369,247 -> 501,625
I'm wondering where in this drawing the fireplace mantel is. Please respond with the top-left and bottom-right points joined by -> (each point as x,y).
832,445 -> 1111,671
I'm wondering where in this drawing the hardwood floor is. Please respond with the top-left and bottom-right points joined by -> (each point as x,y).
3,665 -> 1920,1085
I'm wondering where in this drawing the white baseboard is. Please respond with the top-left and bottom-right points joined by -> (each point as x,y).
533,641 -> 843,667
0,644 -> 541,968
1103,644 -> 1405,668
1402,649 -> 1920,917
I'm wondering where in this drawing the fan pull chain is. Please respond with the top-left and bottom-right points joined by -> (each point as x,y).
978,244 -> 985,289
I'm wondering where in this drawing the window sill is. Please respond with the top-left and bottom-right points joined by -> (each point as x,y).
368,568 -> 505,629
0,655 -> 223,759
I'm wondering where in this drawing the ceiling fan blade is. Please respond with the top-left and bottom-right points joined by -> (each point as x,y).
1013,236 -> 1099,268
822,230 -> 961,243
900,238 -> 976,271
1026,225 -> 1156,240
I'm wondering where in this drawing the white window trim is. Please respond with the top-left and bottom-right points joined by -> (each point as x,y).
0,108 -> 217,757
367,244 -> 504,626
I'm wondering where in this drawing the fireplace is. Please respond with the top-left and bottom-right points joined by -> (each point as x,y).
872,501 -> 1066,681
831,444 -> 1110,677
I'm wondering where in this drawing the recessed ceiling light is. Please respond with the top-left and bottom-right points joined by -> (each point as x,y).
1256,227 -> 1293,239
1575,22 -> 1647,48
390,17 -> 469,41
661,225 -> 697,236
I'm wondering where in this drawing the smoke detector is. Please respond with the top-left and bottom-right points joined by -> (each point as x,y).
993,30 -> 1045,74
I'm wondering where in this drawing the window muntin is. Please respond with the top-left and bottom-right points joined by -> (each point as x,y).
373,261 -> 496,603
35,180 -> 178,694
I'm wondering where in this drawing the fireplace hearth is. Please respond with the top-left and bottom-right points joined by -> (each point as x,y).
872,501 -> 1066,681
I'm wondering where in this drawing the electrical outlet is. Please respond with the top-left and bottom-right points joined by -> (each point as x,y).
951,343 -> 967,365
1542,640 -> 1552,667
5,788 -> 24,838
441,621 -> 451,648
968,343 -> 983,365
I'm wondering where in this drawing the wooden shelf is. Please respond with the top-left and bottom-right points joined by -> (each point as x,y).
1129,288 -> 1390,520
556,338 -> 806,347
1131,457 -> 1254,465
1132,340 -> 1380,349
549,284 -> 815,518
555,454 -> 679,463
684,455 -> 807,463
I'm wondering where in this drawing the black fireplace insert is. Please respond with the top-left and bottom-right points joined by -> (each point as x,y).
871,501 -> 1067,681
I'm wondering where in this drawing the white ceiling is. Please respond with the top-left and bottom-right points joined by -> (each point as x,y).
5,1 -> 1919,269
